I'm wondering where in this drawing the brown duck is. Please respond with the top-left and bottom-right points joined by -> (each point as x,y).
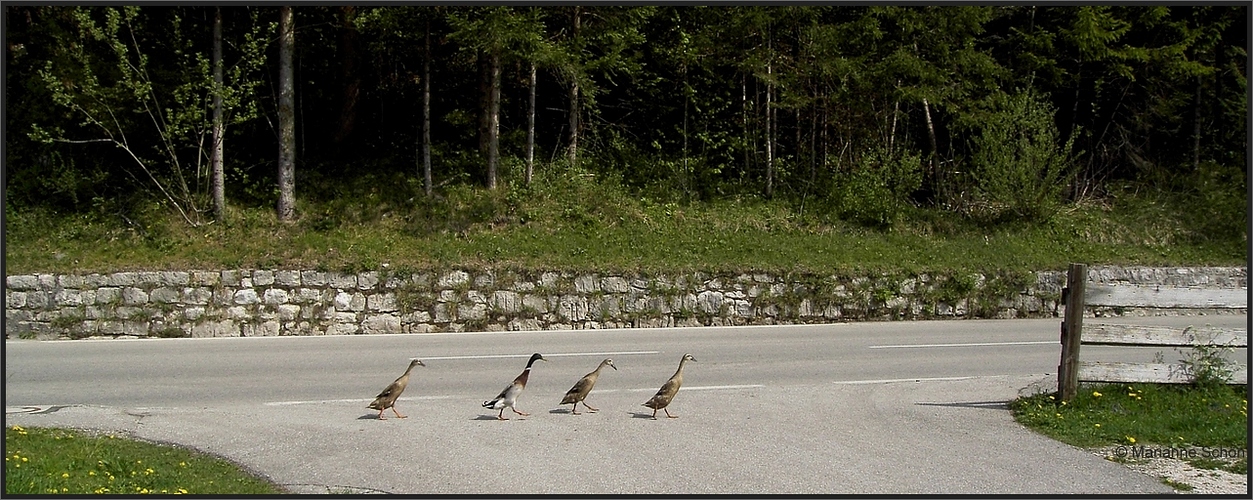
642,353 -> 696,419
368,358 -> 425,420
560,358 -> 616,414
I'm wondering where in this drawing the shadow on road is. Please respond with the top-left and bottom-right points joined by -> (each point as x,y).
914,400 -> 1010,410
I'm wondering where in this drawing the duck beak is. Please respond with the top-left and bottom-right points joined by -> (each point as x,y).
610,364 -> 618,370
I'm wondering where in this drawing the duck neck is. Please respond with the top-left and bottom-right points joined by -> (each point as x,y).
674,358 -> 688,378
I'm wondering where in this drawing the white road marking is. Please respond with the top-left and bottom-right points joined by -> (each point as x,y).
832,376 -> 979,385
867,341 -> 1056,349
417,351 -> 659,361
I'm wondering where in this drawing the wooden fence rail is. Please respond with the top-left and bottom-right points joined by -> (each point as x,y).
1057,263 -> 1248,401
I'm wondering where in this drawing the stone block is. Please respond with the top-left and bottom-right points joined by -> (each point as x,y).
253,270 -> 275,286
473,272 -> 495,288
7,275 -> 39,290
183,287 -> 212,305
275,270 -> 301,287
7,291 -> 27,309
191,271 -> 220,286
122,287 -> 149,305
461,303 -> 487,321
358,271 -> 379,290
362,314 -> 401,334
466,290 -> 487,304
23,291 -> 49,310
243,321 -> 280,337
601,277 -> 630,293
325,322 -> 359,335
697,290 -> 723,314
58,274 -> 85,288
574,274 -> 598,293
233,289 -> 260,305
368,293 -> 397,312
220,270 -> 242,286
161,271 -> 190,286
329,273 -> 357,289
149,287 -> 180,304
301,271 -> 329,287
277,304 -> 301,321
184,307 -> 205,321
227,306 -> 250,320
492,290 -> 521,314
263,288 -> 290,305
334,292 -> 366,311
438,270 -> 469,288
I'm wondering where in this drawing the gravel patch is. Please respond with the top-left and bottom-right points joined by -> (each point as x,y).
1091,446 -> 1248,494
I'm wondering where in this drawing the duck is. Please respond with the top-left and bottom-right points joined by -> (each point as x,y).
368,358 -> 425,420
642,353 -> 696,419
560,358 -> 617,414
483,353 -> 547,420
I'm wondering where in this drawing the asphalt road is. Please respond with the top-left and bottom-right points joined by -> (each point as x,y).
5,315 -> 1246,494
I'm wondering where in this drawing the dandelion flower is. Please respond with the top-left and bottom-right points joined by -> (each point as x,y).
62,473 -> 69,478
1126,436 -> 1136,444
1095,423 -> 1101,427
1092,391 -> 1102,397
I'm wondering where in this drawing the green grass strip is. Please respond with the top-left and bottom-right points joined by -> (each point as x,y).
4,425 -> 282,495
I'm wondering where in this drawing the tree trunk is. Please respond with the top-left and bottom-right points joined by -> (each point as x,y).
478,51 -> 490,158
211,6 -> 225,223
333,5 -> 360,145
742,73 -> 750,176
422,22 -> 432,197
765,62 -> 774,199
888,81 -> 900,152
1192,75 -> 1202,170
277,6 -> 296,221
567,6 -> 580,168
486,50 -> 501,190
923,96 -> 938,191
526,61 -> 536,185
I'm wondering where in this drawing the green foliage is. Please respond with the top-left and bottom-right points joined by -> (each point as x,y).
969,90 -> 1078,221
830,146 -> 922,228
4,425 -> 282,495
1011,383 -> 1247,449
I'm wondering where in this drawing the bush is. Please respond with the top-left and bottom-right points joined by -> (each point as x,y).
969,90 -> 1078,221
830,146 -> 922,228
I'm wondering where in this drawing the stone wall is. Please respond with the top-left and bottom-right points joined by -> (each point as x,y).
3,266 -> 1245,340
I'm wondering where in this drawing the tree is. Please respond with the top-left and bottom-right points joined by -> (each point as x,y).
211,7 -> 225,222
277,5 -> 296,220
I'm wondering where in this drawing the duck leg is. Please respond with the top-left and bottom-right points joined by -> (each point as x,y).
664,408 -> 677,419
377,408 -> 387,420
581,401 -> 599,413
651,408 -> 658,419
391,406 -> 407,419
511,407 -> 530,417
570,404 -> 580,415
497,408 -> 508,420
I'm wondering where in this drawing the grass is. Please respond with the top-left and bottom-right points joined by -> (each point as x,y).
3,168 -> 1245,276
1011,383 -> 1248,449
4,425 -> 283,495
1011,382 -> 1248,481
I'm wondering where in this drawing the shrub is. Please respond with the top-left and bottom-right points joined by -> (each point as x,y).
969,90 -> 1078,221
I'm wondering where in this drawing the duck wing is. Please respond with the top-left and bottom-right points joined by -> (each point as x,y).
561,375 -> 597,404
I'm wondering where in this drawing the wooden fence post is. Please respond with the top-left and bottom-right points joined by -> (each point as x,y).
1058,263 -> 1086,401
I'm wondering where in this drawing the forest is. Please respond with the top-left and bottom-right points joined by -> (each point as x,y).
3,5 -> 1248,273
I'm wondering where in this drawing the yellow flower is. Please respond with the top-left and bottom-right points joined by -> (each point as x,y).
1126,436 -> 1136,444
1061,401 -> 1067,405
1092,391 -> 1102,397
1127,393 -> 1137,398
62,473 -> 69,478
10,425 -> 23,431
21,457 -> 28,462
179,462 -> 187,467
178,488 -> 188,494
89,471 -> 95,476
1094,423 -> 1101,428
